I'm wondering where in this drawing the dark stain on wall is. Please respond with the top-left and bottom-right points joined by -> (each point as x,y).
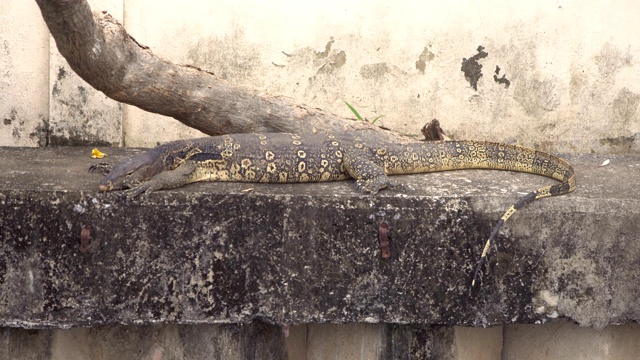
3,108 -> 16,125
493,65 -> 510,89
514,77 -> 560,117
30,116 -> 51,147
594,42 -> 633,78
48,64 -> 120,147
611,88 -> 639,125
598,134 -> 638,154
57,66 -> 67,80
461,46 -> 488,90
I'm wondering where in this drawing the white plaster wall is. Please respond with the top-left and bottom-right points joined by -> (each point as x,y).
48,0 -> 123,146
120,0 -> 640,152
2,0 -> 639,152
0,0 -> 49,146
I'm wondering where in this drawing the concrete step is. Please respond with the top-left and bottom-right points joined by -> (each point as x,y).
0,146 -> 639,359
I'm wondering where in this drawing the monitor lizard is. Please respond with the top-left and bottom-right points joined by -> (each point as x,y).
93,133 -> 576,286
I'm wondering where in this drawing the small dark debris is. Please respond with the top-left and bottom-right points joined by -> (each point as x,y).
421,119 -> 448,141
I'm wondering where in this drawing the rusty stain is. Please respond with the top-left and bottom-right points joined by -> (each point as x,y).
281,324 -> 290,337
378,222 -> 391,259
80,224 -> 92,253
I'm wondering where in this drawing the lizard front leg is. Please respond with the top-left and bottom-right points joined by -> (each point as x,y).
88,162 -> 113,176
125,162 -> 197,199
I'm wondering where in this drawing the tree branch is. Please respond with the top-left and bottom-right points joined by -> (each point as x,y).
36,0 -> 409,142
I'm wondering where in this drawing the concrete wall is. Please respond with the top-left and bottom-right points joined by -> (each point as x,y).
1,0 -> 639,151
2,321 -> 640,359
0,1 -> 49,146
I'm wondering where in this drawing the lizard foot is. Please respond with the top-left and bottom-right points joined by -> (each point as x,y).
355,176 -> 403,194
88,162 -> 112,175
387,179 -> 405,191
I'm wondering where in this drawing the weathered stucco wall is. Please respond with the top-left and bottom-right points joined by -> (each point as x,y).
2,0 -> 639,152
47,0 -> 124,147
0,1 -> 49,146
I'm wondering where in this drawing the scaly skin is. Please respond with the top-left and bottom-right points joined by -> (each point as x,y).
96,133 -> 576,286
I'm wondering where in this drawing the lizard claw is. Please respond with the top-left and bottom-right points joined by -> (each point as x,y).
355,176 -> 403,194
123,183 -> 150,201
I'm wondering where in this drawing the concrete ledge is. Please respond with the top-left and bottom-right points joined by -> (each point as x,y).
4,320 -> 640,359
0,146 -> 639,330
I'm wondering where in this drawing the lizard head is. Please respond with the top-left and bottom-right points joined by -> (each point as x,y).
98,147 -> 172,192
97,138 -> 219,192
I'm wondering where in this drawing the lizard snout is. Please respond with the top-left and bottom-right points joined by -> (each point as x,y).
98,181 -> 112,192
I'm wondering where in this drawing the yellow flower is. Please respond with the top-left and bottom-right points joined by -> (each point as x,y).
91,148 -> 107,159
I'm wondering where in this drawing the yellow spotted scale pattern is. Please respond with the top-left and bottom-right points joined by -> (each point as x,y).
98,133 -> 576,286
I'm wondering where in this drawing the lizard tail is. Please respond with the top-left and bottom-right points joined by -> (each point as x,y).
471,153 -> 576,286
387,140 -> 575,286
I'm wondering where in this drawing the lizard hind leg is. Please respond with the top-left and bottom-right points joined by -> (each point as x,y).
343,152 -> 395,194
471,191 -> 539,287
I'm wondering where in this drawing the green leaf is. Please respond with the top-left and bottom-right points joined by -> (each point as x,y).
371,115 -> 385,124
343,100 -> 364,121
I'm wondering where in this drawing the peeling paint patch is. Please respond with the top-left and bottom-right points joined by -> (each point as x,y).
315,37 -> 335,59
415,45 -> 435,74
360,63 -> 390,80
359,63 -> 405,82
316,46 -> 346,75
